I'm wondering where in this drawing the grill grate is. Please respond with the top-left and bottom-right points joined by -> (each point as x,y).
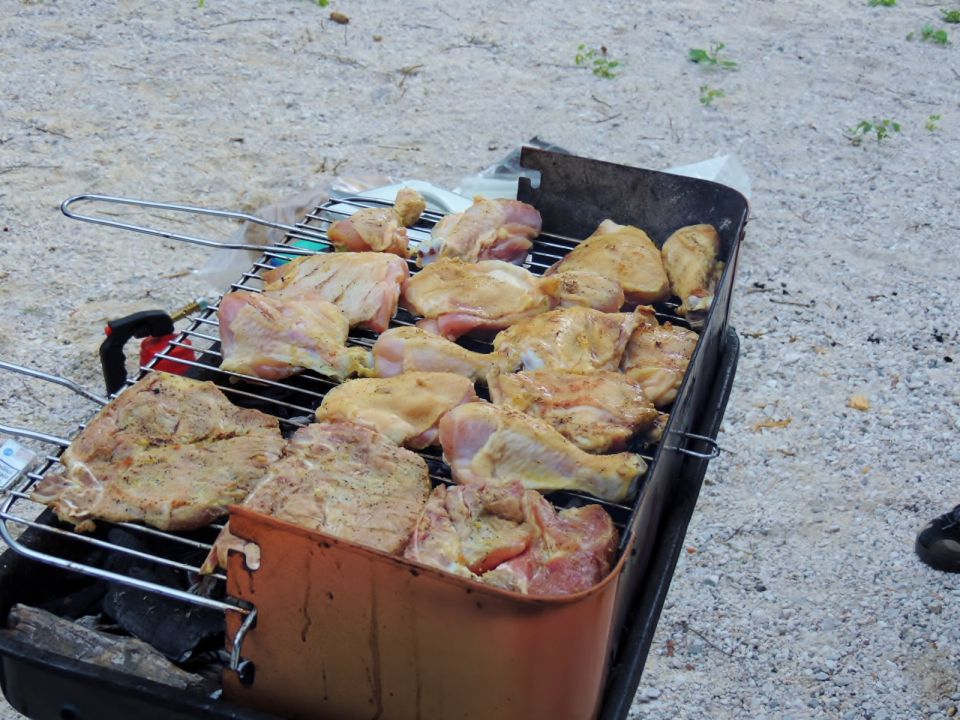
0,194 -> 695,624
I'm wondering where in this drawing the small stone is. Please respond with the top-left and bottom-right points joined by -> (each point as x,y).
814,671 -> 830,681
641,687 -> 662,700
703,574 -> 720,587
928,603 -> 943,615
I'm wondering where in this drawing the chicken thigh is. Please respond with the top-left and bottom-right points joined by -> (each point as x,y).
315,372 -> 479,449
261,251 -> 408,333
547,219 -> 670,304
492,305 -> 653,373
404,481 -> 617,596
402,258 -> 551,340
439,402 -> 646,502
620,322 -> 699,407
327,188 -> 426,257
416,197 -> 541,266
487,369 -> 658,453
218,290 -> 368,381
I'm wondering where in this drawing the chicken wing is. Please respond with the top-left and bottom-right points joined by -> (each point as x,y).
404,481 -> 617,596
218,290 -> 368,381
315,372 -> 479,449
661,223 -> 724,321
620,322 -> 699,407
416,197 -> 541,266
370,325 -> 506,382
492,305 -> 654,373
487,369 -> 658,453
438,402 -> 646,502
203,421 -> 431,571
327,188 -> 426,257
546,219 -> 670,304
261,251 -> 408,333
402,258 -> 551,340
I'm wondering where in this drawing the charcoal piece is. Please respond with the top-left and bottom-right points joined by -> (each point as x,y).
102,586 -> 224,663
100,528 -> 224,663
1,604 -> 213,694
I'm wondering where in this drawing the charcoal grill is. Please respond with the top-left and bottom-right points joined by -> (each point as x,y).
0,148 -> 747,720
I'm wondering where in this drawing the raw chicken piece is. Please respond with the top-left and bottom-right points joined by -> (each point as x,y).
31,373 -> 284,533
546,219 -> 670,304
327,188 -> 426,257
537,270 -> 625,312
492,306 -> 655,374
416,197 -> 541,266
370,326 -> 506,382
261,251 -> 408,333
402,258 -> 551,340
203,422 -> 430,571
405,481 -> 617,596
621,322 -> 699,408
218,290 -> 367,381
487,369 -> 658,453
439,402 -> 646,502
661,223 -> 724,320
315,372 -> 479,449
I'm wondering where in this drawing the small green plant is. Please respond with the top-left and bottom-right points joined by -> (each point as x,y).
848,118 -> 901,146
688,42 -> 738,70
942,9 -> 960,23
699,85 -> 725,106
868,0 -> 896,6
575,44 -> 621,79
925,114 -> 942,131
907,25 -> 950,44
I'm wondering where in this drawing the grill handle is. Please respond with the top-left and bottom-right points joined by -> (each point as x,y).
100,310 -> 177,395
0,360 -> 107,405
61,194 -> 326,255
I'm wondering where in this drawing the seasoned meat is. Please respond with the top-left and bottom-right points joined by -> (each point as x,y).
405,481 -> 617,596
218,290 -> 367,381
620,322 -> 699,408
537,269 -> 625,312
327,188 -> 425,257
261,251 -> 408,333
438,401 -> 645,502
546,219 -> 670,304
416,197 -> 541,266
661,223 -> 724,320
315,372 -> 479,449
370,326 -> 506,382
402,258 -> 551,340
487,369 -> 658,453
492,305 -> 654,374
31,373 -> 284,532
203,422 -> 431,571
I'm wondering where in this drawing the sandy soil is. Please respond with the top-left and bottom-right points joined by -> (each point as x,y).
1,1 -> 959,718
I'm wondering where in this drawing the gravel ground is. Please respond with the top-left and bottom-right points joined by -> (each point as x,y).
2,1 -> 959,718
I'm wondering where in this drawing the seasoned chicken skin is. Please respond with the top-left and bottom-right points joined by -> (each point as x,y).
262,251 -> 408,333
402,258 -> 551,340
492,306 -> 652,373
370,326 -> 507,382
661,223 -> 724,320
487,369 -> 658,453
439,402 -> 646,502
417,197 -> 541,266
547,219 -> 670,304
537,270 -> 625,312
218,290 -> 367,381
203,421 -> 430,571
31,373 -> 284,532
404,481 -> 617,596
621,322 -> 699,408
327,188 -> 426,257
315,372 -> 479,449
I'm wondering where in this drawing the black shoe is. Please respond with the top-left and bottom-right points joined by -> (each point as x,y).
915,505 -> 960,573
